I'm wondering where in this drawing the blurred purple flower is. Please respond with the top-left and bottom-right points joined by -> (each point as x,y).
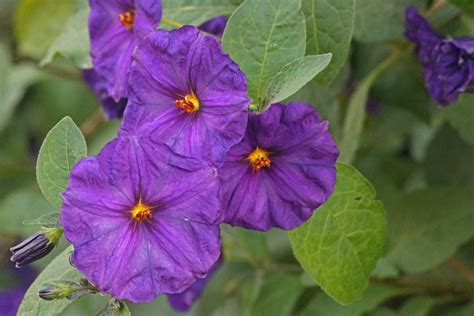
167,255 -> 223,312
0,261 -> 36,316
120,26 -> 250,166
61,136 -> 222,303
88,0 -> 162,101
405,6 -> 474,106
83,69 -> 127,119
220,103 -> 339,231
199,16 -> 227,37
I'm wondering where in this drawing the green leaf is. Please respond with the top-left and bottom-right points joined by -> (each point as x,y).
95,299 -> 131,316
36,117 -> 87,209
449,0 -> 474,14
14,0 -> 79,59
444,94 -> 474,147
23,212 -> 61,228
266,54 -> 332,105
162,0 -> 237,26
398,296 -> 438,316
299,284 -> 405,316
354,0 -> 427,42
18,246 -> 84,316
222,0 -> 306,106
222,226 -> 270,263
0,190 -> 52,236
383,187 -> 474,274
289,163 -> 386,304
339,51 -> 400,164
302,0 -> 355,84
41,7 -> 92,69
252,275 -> 304,316
0,44 -> 42,132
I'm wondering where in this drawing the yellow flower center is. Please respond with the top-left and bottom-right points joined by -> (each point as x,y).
175,94 -> 200,113
119,10 -> 135,29
247,147 -> 271,172
131,200 -> 153,222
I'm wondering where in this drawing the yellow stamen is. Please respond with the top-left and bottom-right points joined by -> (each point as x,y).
176,93 -> 200,113
119,10 -> 135,29
131,200 -> 153,222
246,147 -> 271,172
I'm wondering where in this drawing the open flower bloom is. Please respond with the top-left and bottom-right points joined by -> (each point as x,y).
220,103 -> 339,231
83,69 -> 127,119
199,16 -> 227,37
89,0 -> 162,101
405,6 -> 474,105
167,255 -> 223,312
61,136 -> 221,303
120,26 -> 249,166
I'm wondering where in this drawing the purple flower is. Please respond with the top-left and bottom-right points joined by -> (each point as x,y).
199,16 -> 227,37
0,261 -> 36,316
83,69 -> 127,119
167,255 -> 223,312
220,103 -> 339,231
120,26 -> 249,166
89,0 -> 162,101
61,136 -> 222,303
405,6 -> 474,105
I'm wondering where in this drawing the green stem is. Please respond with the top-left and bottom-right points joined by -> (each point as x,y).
160,18 -> 184,28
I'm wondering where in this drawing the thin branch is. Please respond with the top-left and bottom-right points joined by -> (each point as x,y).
449,257 -> 474,284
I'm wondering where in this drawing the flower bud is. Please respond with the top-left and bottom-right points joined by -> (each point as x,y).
10,228 -> 63,268
38,281 -> 78,301
38,279 -> 98,301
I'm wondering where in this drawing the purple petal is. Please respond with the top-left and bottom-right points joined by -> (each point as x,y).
220,103 -> 339,231
61,136 -> 221,303
120,26 -> 249,166
88,0 -> 162,101
199,16 -> 227,37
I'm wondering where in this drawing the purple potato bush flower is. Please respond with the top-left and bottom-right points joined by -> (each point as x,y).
405,6 -> 474,105
83,69 -> 127,119
199,16 -> 227,37
120,26 -> 250,166
167,255 -> 223,312
220,103 -> 339,231
61,136 -> 222,303
88,0 -> 162,101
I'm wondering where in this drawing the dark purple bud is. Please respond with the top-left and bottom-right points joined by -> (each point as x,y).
10,228 -> 63,268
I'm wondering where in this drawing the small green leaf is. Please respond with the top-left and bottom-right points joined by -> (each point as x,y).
289,163 -> 386,304
266,54 -> 332,105
95,299 -> 131,316
222,226 -> 270,264
41,7 -> 92,69
444,94 -> 474,147
162,0 -> 236,26
36,117 -> 87,209
23,212 -> 61,228
339,51 -> 400,164
0,44 -> 42,132
251,275 -> 303,316
302,0 -> 355,84
18,246 -> 84,316
222,0 -> 306,106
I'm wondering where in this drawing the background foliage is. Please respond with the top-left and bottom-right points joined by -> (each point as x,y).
0,0 -> 473,315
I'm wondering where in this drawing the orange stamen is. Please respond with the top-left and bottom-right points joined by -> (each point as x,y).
119,10 -> 135,29
246,147 -> 271,172
131,199 -> 153,222
176,94 -> 200,113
